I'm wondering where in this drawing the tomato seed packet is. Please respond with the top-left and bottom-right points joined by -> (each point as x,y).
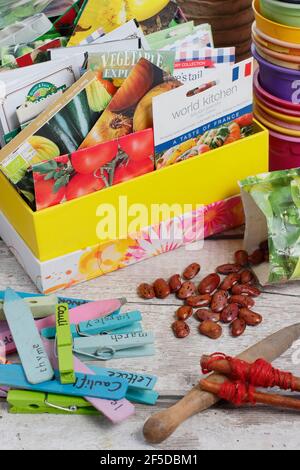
32,128 -> 154,211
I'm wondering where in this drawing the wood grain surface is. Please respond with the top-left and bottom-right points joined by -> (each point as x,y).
0,237 -> 300,450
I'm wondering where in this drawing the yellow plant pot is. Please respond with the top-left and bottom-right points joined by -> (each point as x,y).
253,0 -> 300,45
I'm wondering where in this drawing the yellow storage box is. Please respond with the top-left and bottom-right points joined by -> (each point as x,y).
0,121 -> 268,264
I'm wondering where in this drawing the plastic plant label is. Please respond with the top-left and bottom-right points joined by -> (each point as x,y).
0,339 -> 8,397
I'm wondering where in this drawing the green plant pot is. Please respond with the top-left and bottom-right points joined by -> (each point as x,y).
260,0 -> 300,27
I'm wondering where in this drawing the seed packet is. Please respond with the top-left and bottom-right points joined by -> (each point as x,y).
0,38 -> 68,69
0,1 -> 52,30
1,76 -> 76,144
32,128 -> 154,211
3,129 -> 20,145
44,0 -> 78,18
68,0 -> 185,46
240,168 -> 300,285
16,85 -> 69,127
0,71 -> 112,199
138,0 -> 186,35
0,14 -> 53,47
153,58 -> 254,169
161,25 -> 214,51
0,58 -> 78,148
146,22 -> 195,49
88,50 -> 176,85
79,58 -> 182,150
173,48 -> 235,84
51,38 -> 141,73
174,46 -> 235,66
52,0 -> 87,37
79,19 -> 149,50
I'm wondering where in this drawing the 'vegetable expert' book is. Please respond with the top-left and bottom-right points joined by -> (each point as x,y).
79,58 -> 183,150
87,50 -> 176,82
50,37 -> 141,73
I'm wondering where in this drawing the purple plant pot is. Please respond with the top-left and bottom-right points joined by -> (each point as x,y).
252,44 -> 300,103
254,68 -> 300,111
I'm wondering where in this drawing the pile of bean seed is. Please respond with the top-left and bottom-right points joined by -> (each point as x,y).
137,241 -> 269,340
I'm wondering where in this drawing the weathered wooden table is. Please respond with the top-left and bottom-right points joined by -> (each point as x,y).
0,235 -> 300,450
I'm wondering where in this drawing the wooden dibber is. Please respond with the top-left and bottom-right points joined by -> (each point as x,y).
143,323 -> 300,444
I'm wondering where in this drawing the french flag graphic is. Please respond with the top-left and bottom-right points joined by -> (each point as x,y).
232,61 -> 252,81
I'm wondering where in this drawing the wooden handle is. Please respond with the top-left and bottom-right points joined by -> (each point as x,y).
144,323 -> 300,444
143,376 -> 223,444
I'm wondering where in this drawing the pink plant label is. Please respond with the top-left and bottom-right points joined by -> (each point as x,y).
44,339 -> 135,423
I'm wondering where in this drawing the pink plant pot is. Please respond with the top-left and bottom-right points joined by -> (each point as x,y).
269,129 -> 300,171
255,91 -> 300,117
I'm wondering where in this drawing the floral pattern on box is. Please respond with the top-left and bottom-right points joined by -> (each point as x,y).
0,195 -> 244,294
38,195 -> 244,293
203,196 -> 245,238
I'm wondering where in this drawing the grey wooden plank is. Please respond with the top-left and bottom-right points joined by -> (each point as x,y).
1,397 -> 300,450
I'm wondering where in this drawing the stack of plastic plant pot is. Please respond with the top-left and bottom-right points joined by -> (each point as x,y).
252,0 -> 300,170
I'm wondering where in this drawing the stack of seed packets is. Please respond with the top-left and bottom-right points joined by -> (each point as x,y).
0,0 -> 248,216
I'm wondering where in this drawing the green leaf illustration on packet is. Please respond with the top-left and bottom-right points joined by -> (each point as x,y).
240,168 -> 300,285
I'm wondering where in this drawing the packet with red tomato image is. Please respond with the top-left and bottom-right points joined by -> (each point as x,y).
32,128 -> 154,211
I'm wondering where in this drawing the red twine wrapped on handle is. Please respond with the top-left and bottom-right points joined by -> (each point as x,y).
201,352 -> 297,406
219,381 -> 256,406
202,352 -> 296,391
